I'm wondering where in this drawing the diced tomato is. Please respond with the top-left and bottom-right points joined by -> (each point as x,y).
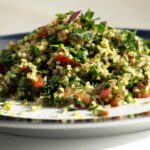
110,99 -> 119,107
99,88 -> 111,99
133,92 -> 150,98
101,110 -> 109,117
76,92 -> 91,105
56,54 -> 80,67
128,56 -> 135,65
64,87 -> 73,97
30,74 -> 44,88
19,65 -> 29,73
64,87 -> 91,105
38,26 -> 49,38
140,92 -> 150,98
137,82 -> 144,87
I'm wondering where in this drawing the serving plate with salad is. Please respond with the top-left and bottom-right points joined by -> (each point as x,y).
0,10 -> 150,138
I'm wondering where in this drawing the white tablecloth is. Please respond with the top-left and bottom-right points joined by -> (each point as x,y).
0,0 -> 150,149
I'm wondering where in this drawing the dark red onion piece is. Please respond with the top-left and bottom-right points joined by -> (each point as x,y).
0,63 -> 5,74
75,104 -> 85,110
68,10 -> 81,24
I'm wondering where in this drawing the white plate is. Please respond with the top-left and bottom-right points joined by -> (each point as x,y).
0,33 -> 150,138
0,98 -> 150,138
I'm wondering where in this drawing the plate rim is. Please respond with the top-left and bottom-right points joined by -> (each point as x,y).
0,30 -> 150,127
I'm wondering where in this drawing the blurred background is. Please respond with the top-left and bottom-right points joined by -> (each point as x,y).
0,0 -> 150,35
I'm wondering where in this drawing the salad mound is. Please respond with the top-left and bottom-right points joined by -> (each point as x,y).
0,10 -> 150,116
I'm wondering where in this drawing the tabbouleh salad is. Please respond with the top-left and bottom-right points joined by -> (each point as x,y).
0,10 -> 150,116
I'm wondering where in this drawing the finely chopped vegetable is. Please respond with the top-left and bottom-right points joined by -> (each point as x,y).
0,9 -> 150,116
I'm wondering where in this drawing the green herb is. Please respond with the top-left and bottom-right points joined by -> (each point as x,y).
7,72 -> 16,78
63,46 -> 89,63
124,31 -> 137,50
125,92 -> 132,101
111,30 -> 139,53
42,75 -> 59,104
104,82 -> 110,88
12,54 -> 19,64
71,28 -> 94,42
18,76 -> 32,90
0,97 -> 7,102
94,32 -> 101,43
121,66 -> 129,74
49,44 -> 59,51
88,65 -> 100,82
121,30 -> 138,51
0,84 -> 7,100
77,49 -> 89,62
75,49 -> 88,62
96,22 -> 106,34
46,75 -> 59,89
84,9 -> 94,20
0,49 -> 13,67
69,76 -> 76,85
28,45 -> 40,57
92,21 -> 106,42
67,104 -> 77,111
127,77 -> 139,90
56,11 -> 72,20
38,69 -> 49,74
142,38 -> 150,50
48,34 -> 58,43
81,9 -> 94,27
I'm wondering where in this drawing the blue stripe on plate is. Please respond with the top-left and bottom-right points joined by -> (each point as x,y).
0,29 -> 150,39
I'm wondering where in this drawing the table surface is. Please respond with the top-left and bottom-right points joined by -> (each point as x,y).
0,0 -> 150,149
0,130 -> 150,150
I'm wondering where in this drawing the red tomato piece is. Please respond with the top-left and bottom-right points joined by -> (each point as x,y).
19,65 -> 29,72
38,26 -> 49,38
110,99 -> 119,107
30,74 -> 44,88
128,56 -> 135,65
101,110 -> 109,117
75,92 -> 91,105
99,88 -> 111,99
64,87 -> 91,105
140,92 -> 150,98
56,54 -> 80,67
133,92 -> 150,98
137,82 -> 144,87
